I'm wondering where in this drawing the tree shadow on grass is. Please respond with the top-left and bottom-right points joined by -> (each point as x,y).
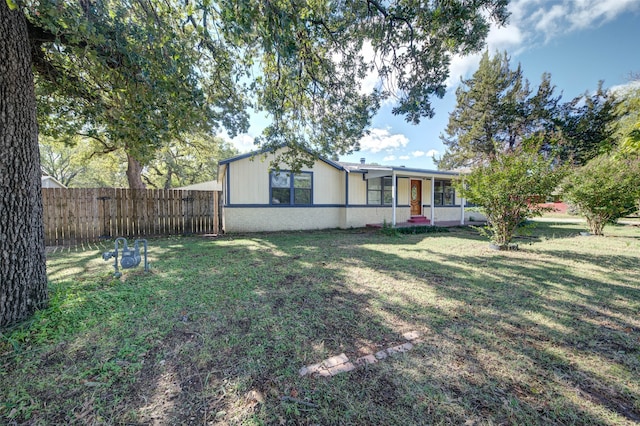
3,228 -> 639,424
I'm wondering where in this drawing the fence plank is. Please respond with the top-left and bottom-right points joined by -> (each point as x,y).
41,188 -> 221,246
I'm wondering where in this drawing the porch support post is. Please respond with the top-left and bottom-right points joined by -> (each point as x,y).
460,175 -> 465,225
392,170 -> 397,226
430,177 -> 435,226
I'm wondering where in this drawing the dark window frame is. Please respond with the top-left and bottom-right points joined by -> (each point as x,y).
367,176 -> 393,205
269,171 -> 313,205
434,180 -> 455,206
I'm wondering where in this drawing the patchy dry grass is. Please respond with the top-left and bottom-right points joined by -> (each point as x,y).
1,222 -> 640,425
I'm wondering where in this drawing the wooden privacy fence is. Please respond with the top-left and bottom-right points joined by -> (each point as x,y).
42,188 -> 221,246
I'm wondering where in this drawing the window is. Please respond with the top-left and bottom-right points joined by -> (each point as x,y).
434,180 -> 455,206
270,172 -> 312,205
368,177 -> 393,205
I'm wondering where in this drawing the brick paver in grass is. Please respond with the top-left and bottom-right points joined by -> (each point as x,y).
299,331 -> 422,378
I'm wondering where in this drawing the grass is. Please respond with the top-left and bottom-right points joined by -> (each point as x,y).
1,222 -> 640,425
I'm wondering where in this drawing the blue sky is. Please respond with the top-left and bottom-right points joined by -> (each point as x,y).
225,0 -> 640,170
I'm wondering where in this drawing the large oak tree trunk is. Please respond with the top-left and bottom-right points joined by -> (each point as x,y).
0,2 -> 48,327
126,153 -> 146,190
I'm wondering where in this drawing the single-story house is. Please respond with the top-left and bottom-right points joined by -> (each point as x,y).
174,180 -> 222,191
218,148 -> 479,233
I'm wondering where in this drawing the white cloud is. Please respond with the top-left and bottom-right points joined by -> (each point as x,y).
426,149 -> 439,158
445,0 -> 640,89
383,155 -> 397,161
399,155 -> 410,160
532,4 -> 567,38
411,150 -> 426,158
521,0 -> 640,41
567,0 -> 640,31
359,128 -> 409,153
486,23 -> 524,50
218,133 -> 256,153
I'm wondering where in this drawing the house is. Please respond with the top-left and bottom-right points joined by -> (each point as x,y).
218,148 -> 478,233
41,175 -> 67,189
174,180 -> 222,191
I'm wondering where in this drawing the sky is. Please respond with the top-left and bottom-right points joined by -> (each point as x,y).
224,0 -> 640,170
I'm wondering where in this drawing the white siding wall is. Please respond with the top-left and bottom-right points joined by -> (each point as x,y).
224,207 -> 344,232
432,207 -> 463,222
397,178 -> 409,205
227,151 -> 345,206
228,156 -> 270,204
465,211 -> 487,222
343,207 -> 411,228
347,173 -> 367,205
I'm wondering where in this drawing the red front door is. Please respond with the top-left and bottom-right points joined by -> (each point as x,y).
410,180 -> 422,216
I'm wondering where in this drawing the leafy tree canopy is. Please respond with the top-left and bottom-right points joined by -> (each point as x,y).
29,0 -> 249,188
143,134 -> 237,189
555,82 -> 620,166
614,77 -> 640,155
26,0 -> 509,177
439,50 -> 561,169
40,133 -> 234,188
39,135 -> 89,187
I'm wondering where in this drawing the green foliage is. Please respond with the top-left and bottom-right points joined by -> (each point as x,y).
457,151 -> 564,247
614,80 -> 640,155
555,82 -> 620,165
142,134 -> 237,189
25,0 -> 509,177
39,135 -> 128,187
395,226 -> 449,235
380,221 -> 449,236
221,1 -> 508,169
380,220 -> 399,236
39,136 -> 86,187
439,51 -> 561,169
40,132 -> 236,189
561,154 -> 640,235
29,0 -> 249,188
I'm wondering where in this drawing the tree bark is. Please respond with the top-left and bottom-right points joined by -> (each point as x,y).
1,2 -> 48,327
126,153 -> 146,189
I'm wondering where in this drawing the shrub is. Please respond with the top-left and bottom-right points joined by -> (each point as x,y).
561,154 -> 640,235
396,226 -> 449,235
457,151 -> 564,248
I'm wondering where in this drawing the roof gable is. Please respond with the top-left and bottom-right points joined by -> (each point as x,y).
219,146 -> 345,171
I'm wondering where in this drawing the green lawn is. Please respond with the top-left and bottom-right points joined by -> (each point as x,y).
2,223 -> 640,425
